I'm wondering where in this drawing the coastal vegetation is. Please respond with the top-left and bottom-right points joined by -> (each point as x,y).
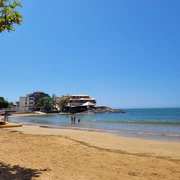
35,97 -> 56,112
0,97 -> 14,109
58,96 -> 70,111
0,97 -> 9,109
0,0 -> 22,33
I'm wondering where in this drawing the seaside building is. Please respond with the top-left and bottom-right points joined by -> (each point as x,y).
53,94 -> 96,113
16,91 -> 50,113
66,94 -> 96,113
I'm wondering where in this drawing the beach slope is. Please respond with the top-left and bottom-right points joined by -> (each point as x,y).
0,125 -> 180,180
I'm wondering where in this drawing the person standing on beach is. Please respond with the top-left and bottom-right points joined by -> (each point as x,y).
71,116 -> 73,124
4,111 -> 8,121
4,113 -> 6,121
74,116 -> 76,123
78,118 -> 81,123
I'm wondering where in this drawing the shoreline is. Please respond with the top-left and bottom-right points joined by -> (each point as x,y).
4,114 -> 180,160
1,114 -> 180,179
8,113 -> 180,143
9,113 -> 49,117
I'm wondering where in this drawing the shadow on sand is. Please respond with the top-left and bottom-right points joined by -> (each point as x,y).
0,162 -> 41,180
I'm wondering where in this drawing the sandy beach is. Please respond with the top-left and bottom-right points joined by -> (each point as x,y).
0,114 -> 180,180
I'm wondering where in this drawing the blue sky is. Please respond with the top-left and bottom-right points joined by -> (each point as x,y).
1,0 -> 180,108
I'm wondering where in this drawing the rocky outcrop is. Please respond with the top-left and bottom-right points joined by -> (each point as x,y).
81,106 -> 125,114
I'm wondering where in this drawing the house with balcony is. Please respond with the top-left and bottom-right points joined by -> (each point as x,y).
66,94 -> 96,113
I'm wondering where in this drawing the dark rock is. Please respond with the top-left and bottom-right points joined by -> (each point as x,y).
81,106 -> 125,114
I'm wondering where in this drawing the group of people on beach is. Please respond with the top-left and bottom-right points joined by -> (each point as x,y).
70,116 -> 80,124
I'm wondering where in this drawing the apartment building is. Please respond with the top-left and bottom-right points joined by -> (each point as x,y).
16,91 -> 50,112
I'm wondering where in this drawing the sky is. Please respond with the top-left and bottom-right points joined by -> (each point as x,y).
1,0 -> 180,108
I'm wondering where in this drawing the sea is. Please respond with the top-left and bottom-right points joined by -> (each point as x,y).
9,108 -> 180,142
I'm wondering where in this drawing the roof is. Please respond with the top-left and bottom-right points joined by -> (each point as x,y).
71,94 -> 89,97
69,98 -> 96,101
79,98 -> 96,100
34,91 -> 44,93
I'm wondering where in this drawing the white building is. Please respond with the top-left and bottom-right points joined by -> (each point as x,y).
16,91 -> 49,113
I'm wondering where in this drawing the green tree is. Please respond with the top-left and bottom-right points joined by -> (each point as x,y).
58,96 -> 70,111
0,0 -> 23,33
8,101 -> 14,108
0,97 -> 9,109
36,97 -> 56,112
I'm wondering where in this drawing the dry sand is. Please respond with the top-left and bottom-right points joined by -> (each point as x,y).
0,115 -> 180,180
9,113 -> 48,117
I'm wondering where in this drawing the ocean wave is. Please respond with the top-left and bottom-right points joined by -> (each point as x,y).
108,129 -> 180,137
28,119 -> 52,124
90,119 -> 180,125
50,125 -> 180,138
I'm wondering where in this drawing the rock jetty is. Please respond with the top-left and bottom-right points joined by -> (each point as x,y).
82,106 -> 125,114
